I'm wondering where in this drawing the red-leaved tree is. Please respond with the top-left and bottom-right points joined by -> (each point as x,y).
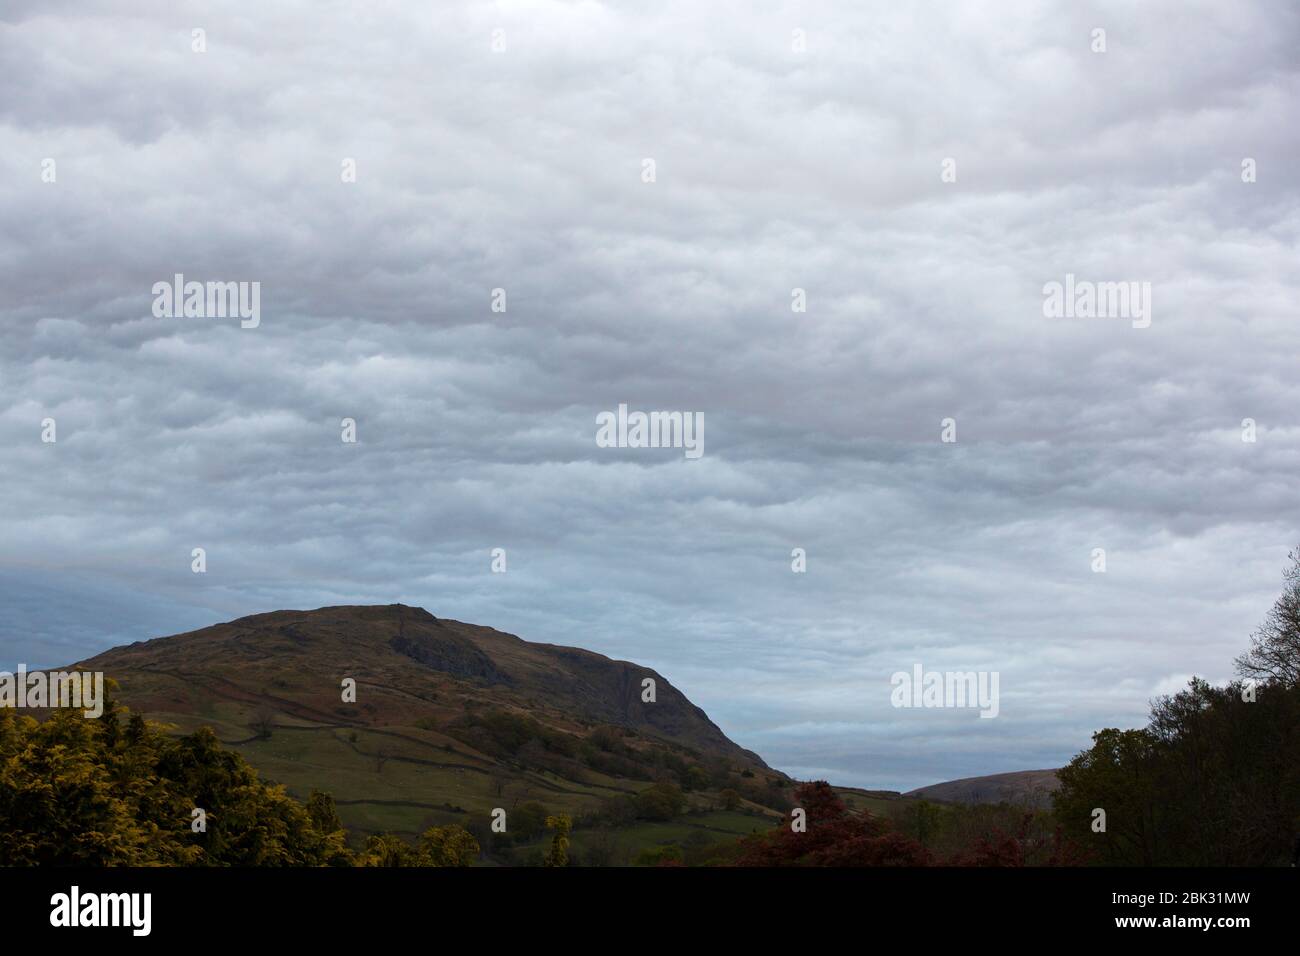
734,781 -> 930,866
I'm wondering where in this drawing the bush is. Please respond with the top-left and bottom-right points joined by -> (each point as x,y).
0,700 -> 348,866
635,781 -> 686,821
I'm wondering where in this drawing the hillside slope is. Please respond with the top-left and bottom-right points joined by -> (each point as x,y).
904,769 -> 1061,809
74,604 -> 784,840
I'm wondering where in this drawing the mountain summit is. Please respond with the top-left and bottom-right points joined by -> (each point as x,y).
75,605 -> 778,837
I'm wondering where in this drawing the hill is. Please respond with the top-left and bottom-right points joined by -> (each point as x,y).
904,769 -> 1061,809
73,604 -> 789,849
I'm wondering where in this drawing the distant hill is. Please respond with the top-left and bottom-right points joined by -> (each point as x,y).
73,605 -> 786,842
904,769 -> 1061,809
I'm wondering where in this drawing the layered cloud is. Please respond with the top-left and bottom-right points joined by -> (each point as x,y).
1,0 -> 1297,789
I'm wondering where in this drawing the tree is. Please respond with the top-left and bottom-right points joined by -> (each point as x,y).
489,773 -> 509,798
899,799 -> 942,849
156,726 -> 344,865
635,781 -> 685,821
1052,727 -> 1162,866
248,706 -> 276,740
543,815 -> 571,867
306,790 -> 344,833
948,812 -> 1090,866
734,781 -> 929,867
512,801 -> 549,841
0,700 -> 351,867
359,834 -> 419,867
1053,678 -> 1300,866
719,788 -> 741,811
1236,546 -> 1300,686
682,765 -> 711,792
304,790 -> 353,866
588,725 -> 622,752
418,825 -> 479,866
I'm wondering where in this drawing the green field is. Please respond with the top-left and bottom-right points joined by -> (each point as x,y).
147,704 -> 784,857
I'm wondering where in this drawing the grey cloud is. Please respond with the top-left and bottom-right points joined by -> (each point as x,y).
1,0 -> 1297,791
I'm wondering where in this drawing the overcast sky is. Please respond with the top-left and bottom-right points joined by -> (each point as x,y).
2,0 -> 1298,791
